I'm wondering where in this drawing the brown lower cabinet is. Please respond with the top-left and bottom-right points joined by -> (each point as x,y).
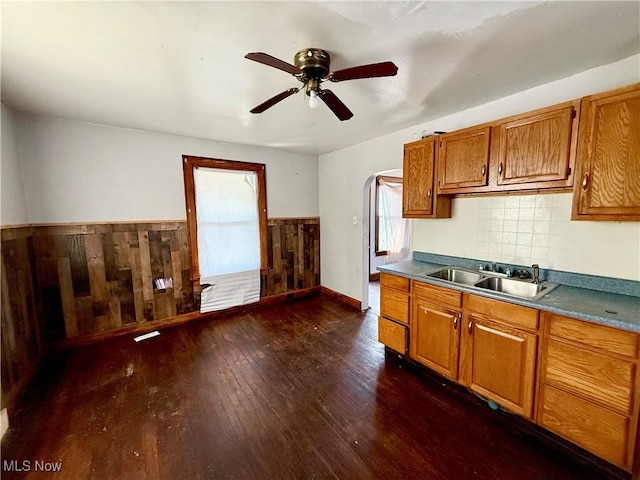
459,294 -> 539,420
377,273 -> 410,355
376,274 -> 640,473
537,312 -> 640,471
410,282 -> 462,380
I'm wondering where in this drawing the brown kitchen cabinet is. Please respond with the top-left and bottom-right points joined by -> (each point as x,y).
537,312 -> 640,471
459,294 -> 540,419
410,281 -> 462,381
402,138 -> 451,218
492,101 -> 579,189
378,273 -> 410,354
436,101 -> 580,195
571,83 -> 640,221
437,125 -> 491,191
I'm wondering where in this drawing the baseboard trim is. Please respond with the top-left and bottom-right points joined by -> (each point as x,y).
53,286 -> 322,350
320,286 -> 361,310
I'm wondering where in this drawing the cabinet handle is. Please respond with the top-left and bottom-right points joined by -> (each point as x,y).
453,316 -> 458,330
498,162 -> 503,176
481,165 -> 486,176
427,189 -> 432,198
582,173 -> 589,190
468,321 -> 473,334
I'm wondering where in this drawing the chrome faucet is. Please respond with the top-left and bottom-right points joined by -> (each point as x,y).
532,264 -> 540,284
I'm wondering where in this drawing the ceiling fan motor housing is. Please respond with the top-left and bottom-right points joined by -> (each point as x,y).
294,48 -> 331,81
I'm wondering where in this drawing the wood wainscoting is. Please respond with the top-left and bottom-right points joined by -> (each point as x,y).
1,217 -> 320,410
263,218 -> 320,296
0,227 -> 46,412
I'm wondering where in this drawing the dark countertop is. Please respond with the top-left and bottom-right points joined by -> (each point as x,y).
378,260 -> 640,333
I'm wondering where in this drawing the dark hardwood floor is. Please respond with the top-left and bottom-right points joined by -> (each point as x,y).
1,295 -> 628,479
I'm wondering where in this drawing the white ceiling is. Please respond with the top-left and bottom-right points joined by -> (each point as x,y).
2,1 -> 639,155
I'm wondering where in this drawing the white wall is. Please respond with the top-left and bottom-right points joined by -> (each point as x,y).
320,136 -> 408,299
1,104 -> 29,226
319,54 -> 640,301
14,114 -> 319,223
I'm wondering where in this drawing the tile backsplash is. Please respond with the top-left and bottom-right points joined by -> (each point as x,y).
412,193 -> 640,281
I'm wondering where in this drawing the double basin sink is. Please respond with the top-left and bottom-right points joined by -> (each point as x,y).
423,267 -> 557,300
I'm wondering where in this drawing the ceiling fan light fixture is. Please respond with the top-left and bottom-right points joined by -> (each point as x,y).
308,89 -> 320,109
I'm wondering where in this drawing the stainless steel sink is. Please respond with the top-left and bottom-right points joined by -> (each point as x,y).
474,276 -> 557,300
426,267 -> 483,285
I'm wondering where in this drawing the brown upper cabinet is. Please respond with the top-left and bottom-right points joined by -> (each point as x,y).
571,83 -> 640,221
437,125 -> 491,191
403,137 -> 451,218
435,100 -> 580,195
493,102 -> 578,188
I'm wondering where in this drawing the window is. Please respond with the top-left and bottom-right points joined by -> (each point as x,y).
182,155 -> 268,283
375,175 -> 403,256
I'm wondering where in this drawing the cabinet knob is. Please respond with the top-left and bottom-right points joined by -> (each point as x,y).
498,162 -> 503,176
427,189 -> 432,198
468,321 -> 473,334
581,173 -> 589,190
481,165 -> 486,176
453,316 -> 458,330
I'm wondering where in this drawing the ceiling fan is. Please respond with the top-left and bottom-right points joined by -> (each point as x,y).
245,48 -> 398,121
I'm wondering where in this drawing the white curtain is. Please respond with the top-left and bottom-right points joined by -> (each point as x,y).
378,178 -> 411,263
194,167 -> 260,312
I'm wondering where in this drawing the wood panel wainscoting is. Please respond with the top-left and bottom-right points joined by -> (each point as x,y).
1,217 -> 320,412
263,218 -> 320,296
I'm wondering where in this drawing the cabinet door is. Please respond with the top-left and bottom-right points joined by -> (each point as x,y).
495,104 -> 576,187
572,83 -> 640,220
437,126 -> 491,191
410,298 -> 460,380
378,316 -> 408,354
467,316 -> 537,418
403,139 -> 435,217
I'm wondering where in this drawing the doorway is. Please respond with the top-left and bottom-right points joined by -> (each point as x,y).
361,169 -> 409,313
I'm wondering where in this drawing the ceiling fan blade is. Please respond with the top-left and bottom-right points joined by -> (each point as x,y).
245,52 -> 301,75
320,89 -> 353,121
330,61 -> 398,82
250,88 -> 299,114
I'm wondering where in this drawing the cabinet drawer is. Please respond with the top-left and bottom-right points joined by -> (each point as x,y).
413,281 -> 462,309
380,273 -> 410,292
548,314 -> 639,358
465,294 -> 538,330
381,289 -> 409,324
378,317 -> 408,354
539,385 -> 630,469
544,339 -> 635,415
